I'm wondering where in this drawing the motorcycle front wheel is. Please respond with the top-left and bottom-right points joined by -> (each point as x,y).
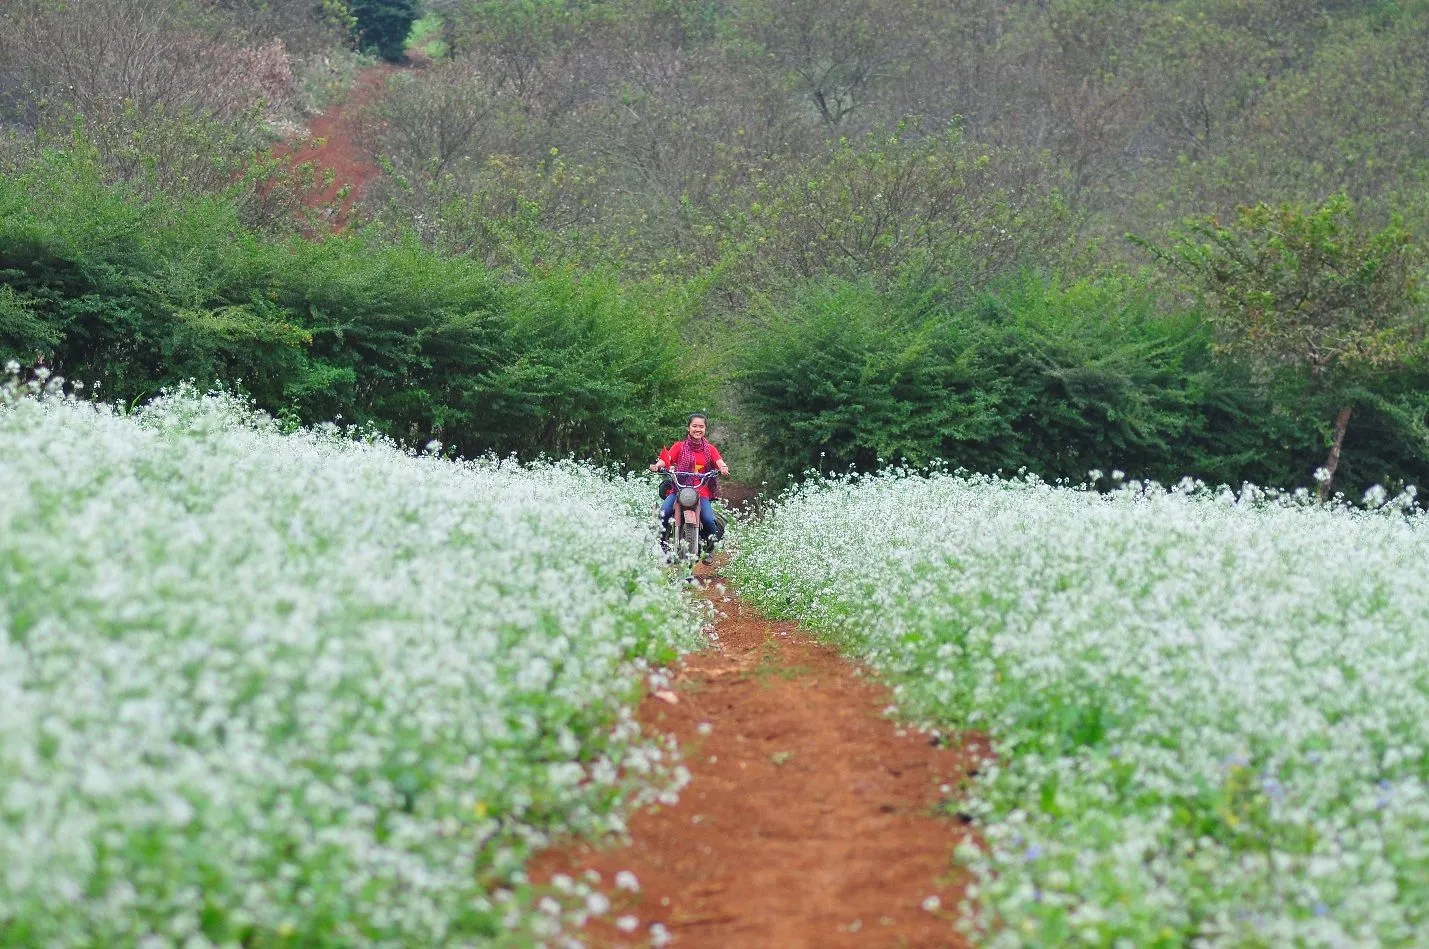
680,519 -> 700,562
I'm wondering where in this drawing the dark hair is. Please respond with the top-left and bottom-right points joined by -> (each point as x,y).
687,413 -> 708,425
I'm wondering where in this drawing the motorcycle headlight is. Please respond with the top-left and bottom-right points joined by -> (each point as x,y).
678,487 -> 700,508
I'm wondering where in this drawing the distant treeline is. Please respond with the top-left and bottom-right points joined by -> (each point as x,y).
347,0 -> 1429,279
6,0 -> 1428,278
734,275 -> 1429,497
5,149 -> 1426,497
2,0 -> 1428,494
0,150 -> 695,465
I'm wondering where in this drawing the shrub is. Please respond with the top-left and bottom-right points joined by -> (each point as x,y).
733,272 -> 1429,495
731,277 -> 1003,479
0,146 -> 697,466
472,268 -> 700,461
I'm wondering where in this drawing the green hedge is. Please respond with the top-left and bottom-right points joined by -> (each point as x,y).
733,274 -> 1429,496
0,147 -> 695,464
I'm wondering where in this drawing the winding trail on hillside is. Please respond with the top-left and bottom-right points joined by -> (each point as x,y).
273,65 -> 393,226
533,564 -> 988,948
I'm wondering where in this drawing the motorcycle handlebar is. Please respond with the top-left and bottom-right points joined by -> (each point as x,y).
668,469 -> 719,486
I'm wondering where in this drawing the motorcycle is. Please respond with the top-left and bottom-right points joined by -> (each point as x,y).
663,469 -> 719,564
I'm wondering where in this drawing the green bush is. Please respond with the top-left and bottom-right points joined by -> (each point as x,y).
350,0 -> 420,61
956,274 -> 1296,488
0,145 -> 696,465
733,273 -> 1429,495
475,269 -> 699,461
732,278 -> 1003,478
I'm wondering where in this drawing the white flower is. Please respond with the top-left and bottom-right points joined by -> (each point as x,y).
728,465 -> 1429,944
615,915 -> 639,932
614,870 -> 640,892
0,388 -> 700,945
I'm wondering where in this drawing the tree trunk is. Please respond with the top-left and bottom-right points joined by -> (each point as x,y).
1317,404 -> 1354,502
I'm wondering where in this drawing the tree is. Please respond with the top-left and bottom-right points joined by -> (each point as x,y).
356,62 -> 501,178
0,0 -> 294,119
1140,195 -> 1428,499
215,0 -> 355,54
350,0 -> 419,62
0,0 -> 308,226
737,0 -> 911,131
727,126 -> 1071,296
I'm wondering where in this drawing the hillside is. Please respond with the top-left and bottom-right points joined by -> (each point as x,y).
3,0 -> 1428,495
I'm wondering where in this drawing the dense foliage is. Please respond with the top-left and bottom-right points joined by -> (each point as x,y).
0,383 -> 699,946
731,470 -> 1429,946
0,148 -> 696,464
6,0 -> 1429,266
346,0 -> 1429,271
2,0 -> 1428,484
1141,197 -> 1429,498
350,0 -> 420,61
733,274 -> 1429,498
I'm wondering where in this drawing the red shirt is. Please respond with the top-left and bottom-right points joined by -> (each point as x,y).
659,440 -> 724,500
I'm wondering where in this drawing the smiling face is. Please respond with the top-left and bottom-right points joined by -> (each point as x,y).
687,416 -> 707,440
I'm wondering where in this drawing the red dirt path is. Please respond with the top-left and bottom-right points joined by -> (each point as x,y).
532,573 -> 988,948
273,66 -> 392,226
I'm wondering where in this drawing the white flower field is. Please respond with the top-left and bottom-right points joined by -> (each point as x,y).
730,469 -> 1429,947
12,374 -> 1429,948
0,386 -> 699,947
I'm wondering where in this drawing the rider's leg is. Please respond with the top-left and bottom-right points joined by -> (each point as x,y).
659,494 -> 677,552
698,498 -> 722,548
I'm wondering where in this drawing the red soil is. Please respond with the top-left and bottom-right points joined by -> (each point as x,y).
272,65 -> 392,227
532,574 -> 988,948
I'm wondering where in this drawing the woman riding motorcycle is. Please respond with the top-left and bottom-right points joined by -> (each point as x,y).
650,413 -> 729,559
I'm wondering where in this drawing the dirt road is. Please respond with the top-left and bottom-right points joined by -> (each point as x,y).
533,569 -> 986,948
273,65 -> 392,227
